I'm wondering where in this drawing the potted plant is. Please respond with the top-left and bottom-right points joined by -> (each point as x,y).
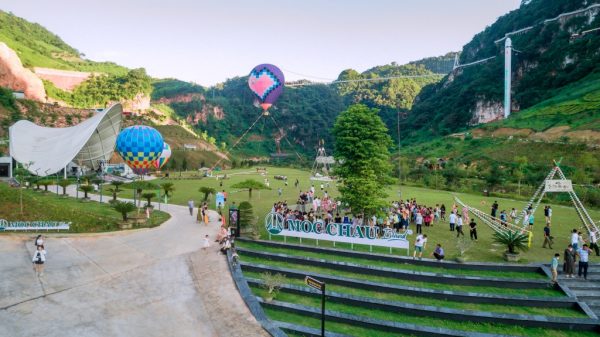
141,192 -> 156,209
111,201 -> 137,229
493,230 -> 529,262
261,272 -> 286,302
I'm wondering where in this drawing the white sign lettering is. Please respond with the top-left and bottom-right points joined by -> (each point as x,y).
0,219 -> 70,231
265,212 -> 410,250
545,180 -> 573,192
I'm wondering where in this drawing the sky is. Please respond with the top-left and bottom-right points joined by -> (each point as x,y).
2,0 -> 521,86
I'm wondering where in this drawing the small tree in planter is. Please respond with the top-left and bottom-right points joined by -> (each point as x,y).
199,186 -> 216,201
493,230 -> 529,262
142,192 -> 156,208
231,179 -> 270,199
238,201 -> 255,236
80,185 -> 94,200
112,201 -> 137,229
261,272 -> 287,302
57,179 -> 70,196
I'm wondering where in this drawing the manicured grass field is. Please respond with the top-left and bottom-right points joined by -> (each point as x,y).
239,254 -> 560,297
256,289 -> 595,337
106,166 -> 600,263
237,241 -> 545,280
0,183 -> 170,233
244,271 -> 581,318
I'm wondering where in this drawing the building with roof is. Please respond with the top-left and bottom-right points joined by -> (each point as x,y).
8,104 -> 122,177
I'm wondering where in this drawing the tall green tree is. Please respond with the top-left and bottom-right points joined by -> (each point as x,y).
332,104 -> 392,216
513,156 -> 528,196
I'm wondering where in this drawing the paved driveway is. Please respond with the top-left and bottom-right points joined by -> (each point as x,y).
0,187 -> 268,337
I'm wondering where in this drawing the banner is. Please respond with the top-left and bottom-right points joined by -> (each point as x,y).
0,219 -> 70,231
545,179 -> 573,192
265,212 -> 410,250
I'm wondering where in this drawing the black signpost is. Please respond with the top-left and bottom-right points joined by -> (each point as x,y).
305,276 -> 326,337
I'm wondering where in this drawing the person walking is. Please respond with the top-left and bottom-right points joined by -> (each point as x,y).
32,245 -> 47,277
550,253 -> 560,284
509,208 -> 517,222
188,199 -> 195,216
547,206 -> 552,225
589,230 -> 599,256
469,219 -> 478,241
448,211 -> 456,232
528,212 -> 535,231
415,212 -> 423,234
542,223 -> 553,249
456,216 -> 464,238
563,244 -> 576,278
202,234 -> 210,251
440,204 -> 446,221
413,234 -> 427,260
491,201 -> 498,218
571,229 -> 580,251
577,244 -> 590,280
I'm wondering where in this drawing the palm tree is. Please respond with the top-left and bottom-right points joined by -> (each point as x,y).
231,179 -> 270,199
199,186 -> 216,201
142,192 -> 156,207
57,179 -> 71,195
108,181 -> 124,202
160,182 -> 175,199
38,179 -> 53,192
493,230 -> 529,255
112,201 -> 137,221
80,185 -> 94,199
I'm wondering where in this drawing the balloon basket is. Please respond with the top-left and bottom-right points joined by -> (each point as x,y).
262,111 -> 270,116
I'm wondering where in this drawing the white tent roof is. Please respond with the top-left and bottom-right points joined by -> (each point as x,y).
9,104 -> 122,177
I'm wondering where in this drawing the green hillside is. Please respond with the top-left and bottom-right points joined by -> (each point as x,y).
404,0 -> 600,140
0,10 -> 127,74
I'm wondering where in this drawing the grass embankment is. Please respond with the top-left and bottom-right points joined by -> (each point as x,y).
0,183 -> 170,233
237,241 -> 545,280
245,271 -> 580,318
102,166 -> 600,263
239,254 -> 560,298
256,289 -> 594,337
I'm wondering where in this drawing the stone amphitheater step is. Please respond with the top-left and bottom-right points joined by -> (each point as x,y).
571,289 -> 600,298
581,299 -> 600,307
589,305 -> 600,315
561,280 -> 600,289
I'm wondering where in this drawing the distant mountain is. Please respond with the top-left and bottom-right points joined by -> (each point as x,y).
404,0 -> 600,141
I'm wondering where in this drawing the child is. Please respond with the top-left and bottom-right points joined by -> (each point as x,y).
551,253 -> 560,284
202,235 -> 210,251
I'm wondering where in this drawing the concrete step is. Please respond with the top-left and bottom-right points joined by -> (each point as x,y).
588,305 -> 600,316
572,289 -> 600,297
580,299 -> 600,307
561,280 -> 600,289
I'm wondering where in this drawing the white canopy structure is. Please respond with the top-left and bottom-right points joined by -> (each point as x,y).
9,104 -> 122,177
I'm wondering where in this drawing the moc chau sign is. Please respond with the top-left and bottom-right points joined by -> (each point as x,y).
0,219 -> 71,231
265,212 -> 410,251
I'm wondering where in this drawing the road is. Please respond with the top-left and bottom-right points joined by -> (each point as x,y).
0,186 -> 269,337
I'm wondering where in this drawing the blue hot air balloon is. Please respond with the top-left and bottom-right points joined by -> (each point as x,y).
116,125 -> 164,175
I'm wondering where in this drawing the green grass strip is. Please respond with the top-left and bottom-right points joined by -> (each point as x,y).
240,254 -> 562,297
256,288 -> 596,337
237,241 -> 545,280
265,308 -> 418,337
244,271 -> 585,318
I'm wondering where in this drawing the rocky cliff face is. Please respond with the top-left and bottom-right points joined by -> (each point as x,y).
0,42 -> 46,101
185,104 -> 225,125
120,93 -> 150,111
34,67 -> 91,91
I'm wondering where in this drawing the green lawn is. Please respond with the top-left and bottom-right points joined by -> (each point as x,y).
104,166 -> 600,263
245,271 -> 582,318
237,241 -> 545,280
0,183 -> 170,233
240,254 -> 561,297
256,289 -> 594,337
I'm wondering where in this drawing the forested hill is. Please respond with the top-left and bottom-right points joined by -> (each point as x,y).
404,0 -> 600,141
152,55 -> 455,159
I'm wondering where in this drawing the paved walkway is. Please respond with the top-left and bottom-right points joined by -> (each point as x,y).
0,186 -> 269,337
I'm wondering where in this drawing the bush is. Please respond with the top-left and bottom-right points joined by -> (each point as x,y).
492,230 -> 529,255
261,272 -> 287,302
111,201 -> 137,221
